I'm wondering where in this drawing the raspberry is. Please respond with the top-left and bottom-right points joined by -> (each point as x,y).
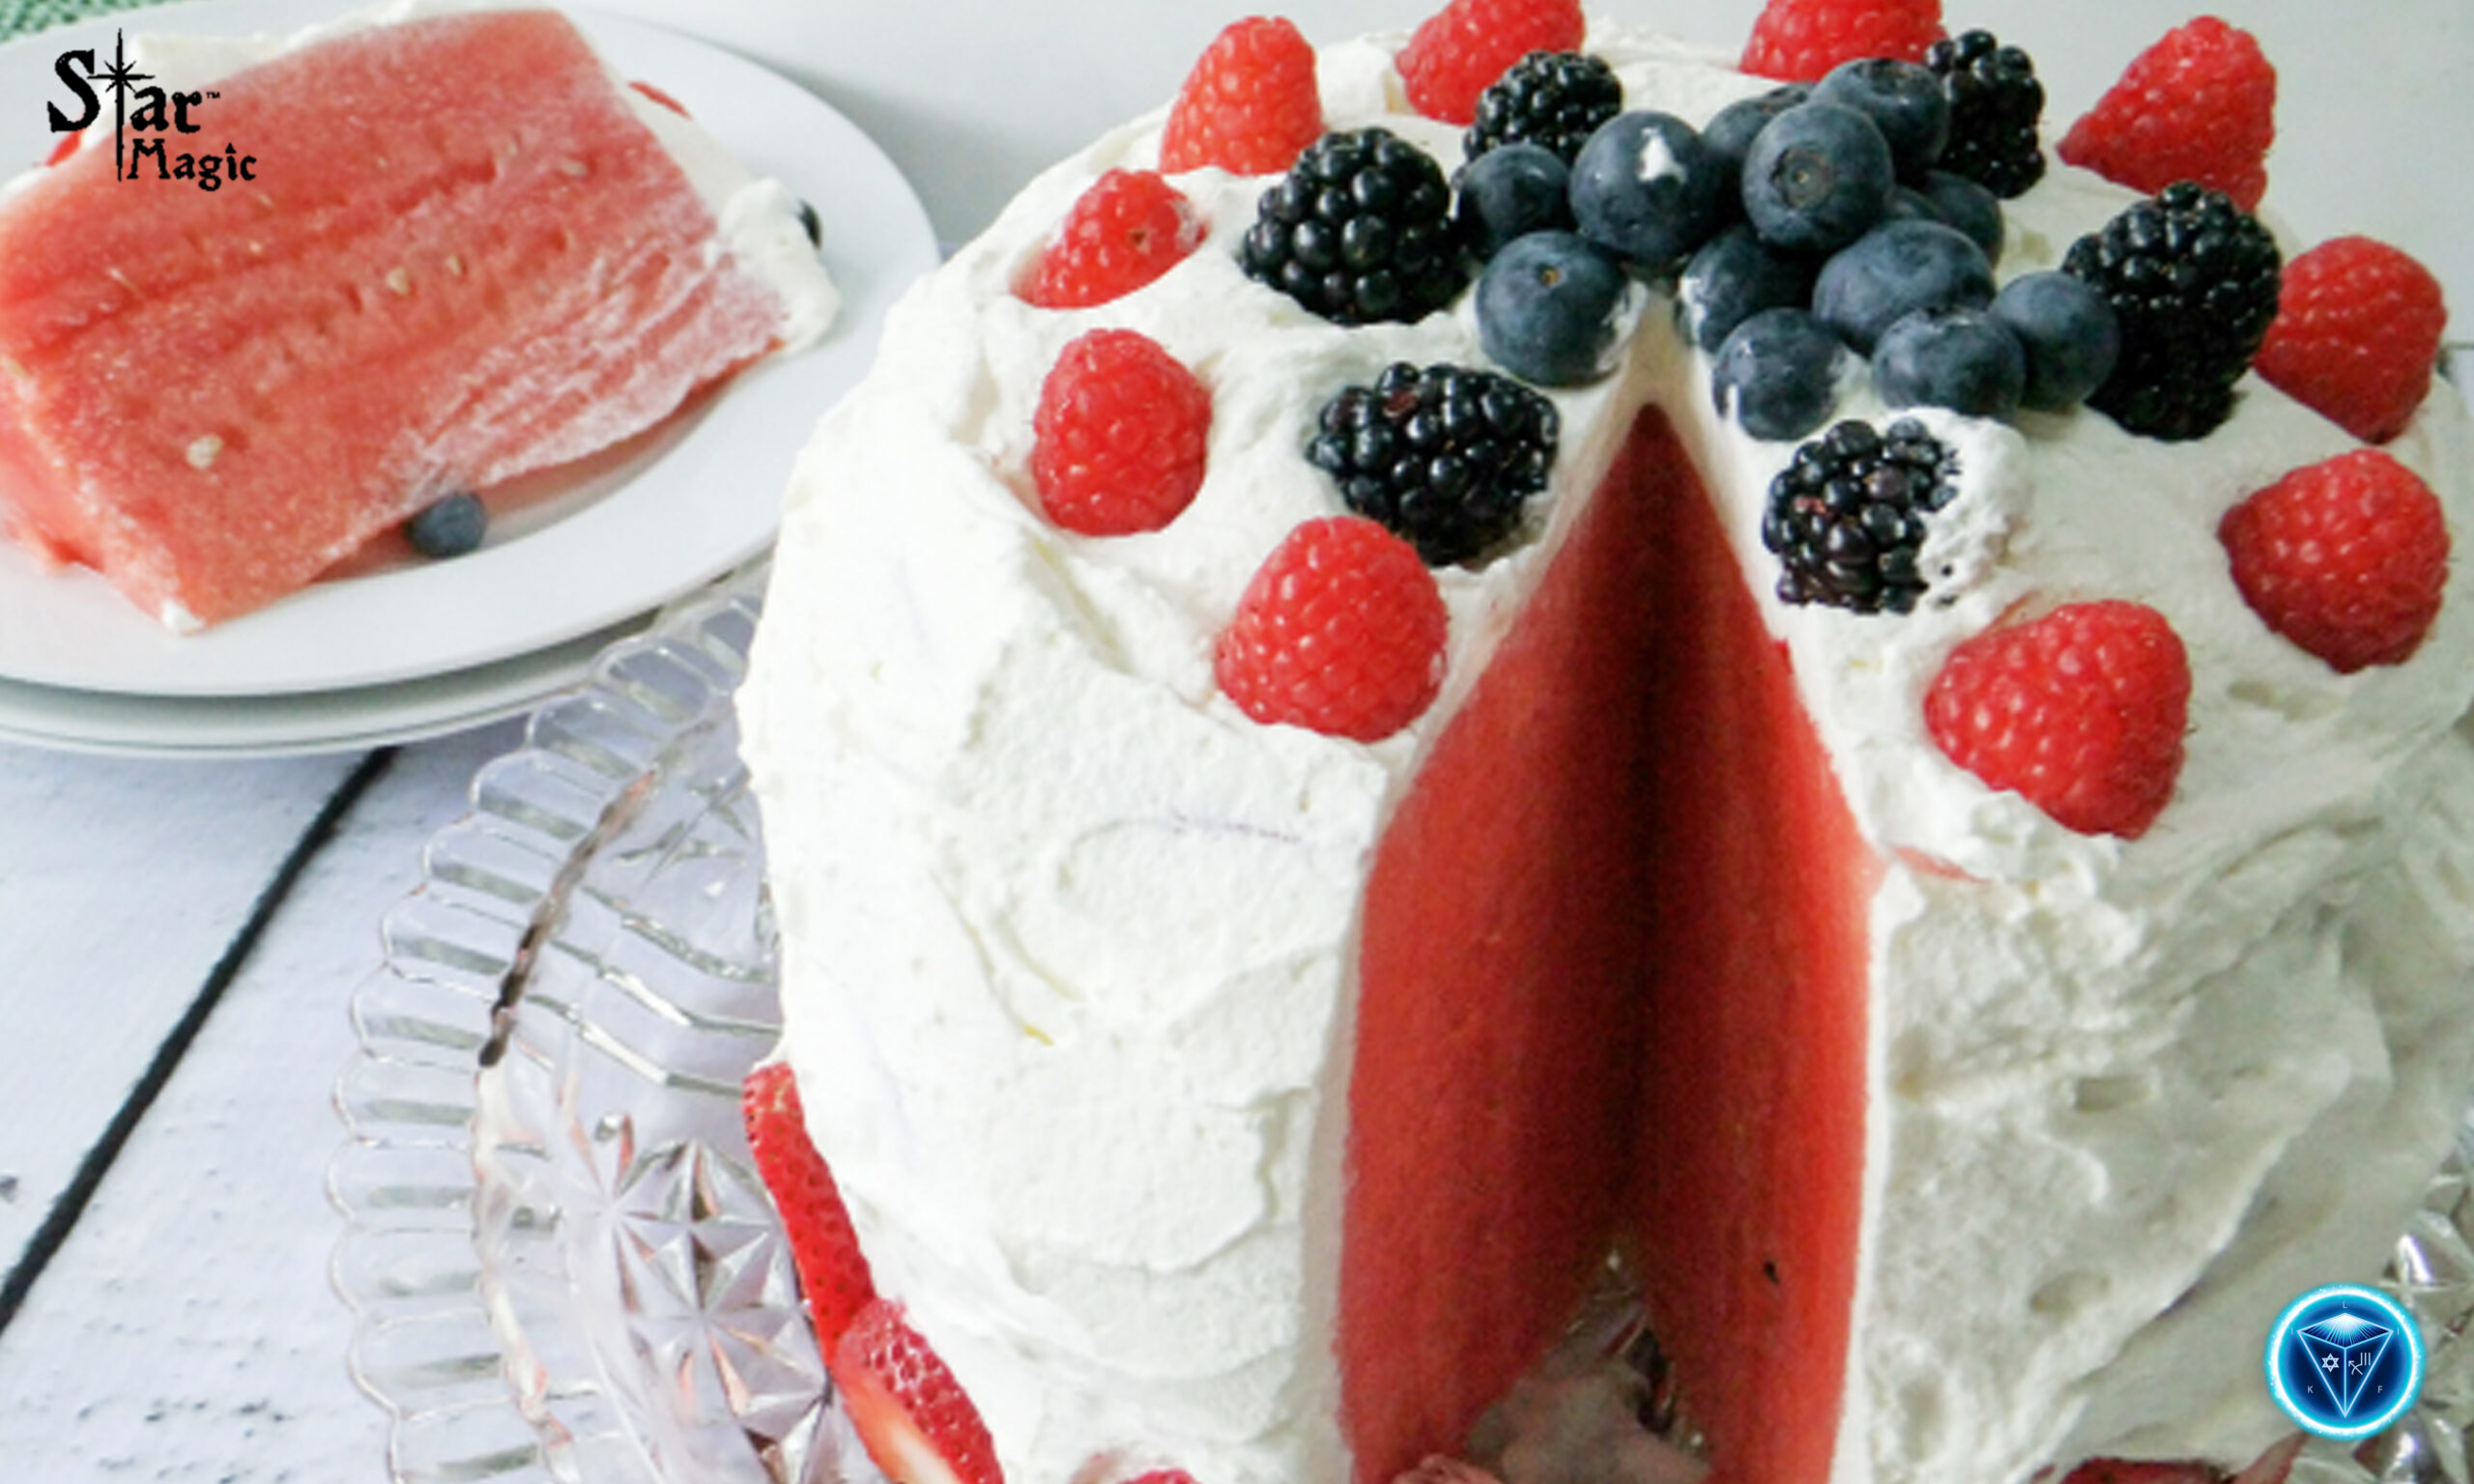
1216,516 -> 1450,742
1397,0 -> 1585,126
1740,0 -> 1943,84
2254,236 -> 2448,446
740,1063 -> 877,1349
2057,16 -> 2276,212
1924,600 -> 2192,840
1020,169 -> 1204,310
1159,16 -> 1324,176
1032,329 -> 1213,536
830,1300 -> 1003,1484
2220,449 -> 2450,674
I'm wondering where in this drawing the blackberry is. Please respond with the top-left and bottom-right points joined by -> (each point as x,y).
1761,418 -> 1959,614
2061,181 -> 2281,441
1307,362 -> 1559,567
1241,128 -> 1470,326
1464,50 -> 1624,166
1926,30 -> 2045,199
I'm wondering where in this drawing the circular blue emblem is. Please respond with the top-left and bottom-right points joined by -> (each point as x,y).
2264,1284 -> 2424,1439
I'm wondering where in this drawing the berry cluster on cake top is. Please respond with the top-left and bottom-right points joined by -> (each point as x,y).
995,0 -> 2451,855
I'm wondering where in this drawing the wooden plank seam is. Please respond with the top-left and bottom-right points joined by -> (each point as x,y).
0,745 -> 399,1334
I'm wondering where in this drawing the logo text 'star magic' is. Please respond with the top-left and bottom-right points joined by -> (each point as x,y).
48,30 -> 258,190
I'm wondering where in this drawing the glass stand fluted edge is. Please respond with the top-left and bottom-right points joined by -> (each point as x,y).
329,560 -> 868,1484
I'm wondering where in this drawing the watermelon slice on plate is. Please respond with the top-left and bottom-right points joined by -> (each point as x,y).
0,1 -> 935,726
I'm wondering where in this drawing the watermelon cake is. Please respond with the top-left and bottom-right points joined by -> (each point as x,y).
0,2 -> 838,630
735,4 -> 2474,1484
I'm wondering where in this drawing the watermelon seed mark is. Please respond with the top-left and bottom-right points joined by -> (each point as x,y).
445,254 -> 464,278
386,267 -> 412,297
185,435 -> 222,471
559,158 -> 589,179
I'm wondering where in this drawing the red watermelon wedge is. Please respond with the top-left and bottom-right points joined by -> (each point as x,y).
1339,409 -> 1878,1483
0,9 -> 791,628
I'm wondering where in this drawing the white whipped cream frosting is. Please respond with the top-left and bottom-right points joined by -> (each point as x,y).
741,19 -> 2474,1484
86,0 -> 842,351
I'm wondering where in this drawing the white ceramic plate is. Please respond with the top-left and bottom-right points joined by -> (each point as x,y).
0,605 -> 643,756
0,0 -> 937,704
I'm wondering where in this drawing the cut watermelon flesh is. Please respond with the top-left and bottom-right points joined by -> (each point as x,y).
0,9 -> 786,628
1342,409 -> 1878,1483
1629,414 -> 1875,1484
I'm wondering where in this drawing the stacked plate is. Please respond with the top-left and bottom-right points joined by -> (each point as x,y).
0,0 -> 940,756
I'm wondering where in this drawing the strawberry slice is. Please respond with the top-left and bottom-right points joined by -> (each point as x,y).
740,1062 -> 878,1350
831,1300 -> 1004,1484
2230,1434 -> 2308,1484
2061,1462 -> 2222,1484
629,79 -> 691,117
2058,1436 -> 2305,1484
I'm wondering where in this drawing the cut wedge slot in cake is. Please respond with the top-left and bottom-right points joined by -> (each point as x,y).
737,3 -> 2474,1484
0,4 -> 837,630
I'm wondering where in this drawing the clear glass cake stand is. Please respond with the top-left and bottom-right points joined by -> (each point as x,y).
331,561 -> 865,1484
330,559 -> 2474,1484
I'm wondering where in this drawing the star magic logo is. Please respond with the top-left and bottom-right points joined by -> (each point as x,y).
47,30 -> 258,190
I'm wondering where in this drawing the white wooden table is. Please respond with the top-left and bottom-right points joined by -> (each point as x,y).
1,3 -> 2469,1482
0,721 -> 525,1481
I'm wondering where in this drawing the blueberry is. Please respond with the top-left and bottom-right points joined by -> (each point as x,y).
1914,170 -> 2001,264
406,492 -> 487,558
1570,111 -> 1729,271
1712,307 -> 1850,442
1455,143 -> 1574,258
1873,306 -> 2027,419
1811,59 -> 1950,182
1884,186 -> 1941,225
1476,231 -> 1633,386
1679,222 -> 1816,354
1740,101 -> 1894,254
1811,219 -> 1995,354
1701,85 -> 1808,209
1993,271 -> 2120,410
